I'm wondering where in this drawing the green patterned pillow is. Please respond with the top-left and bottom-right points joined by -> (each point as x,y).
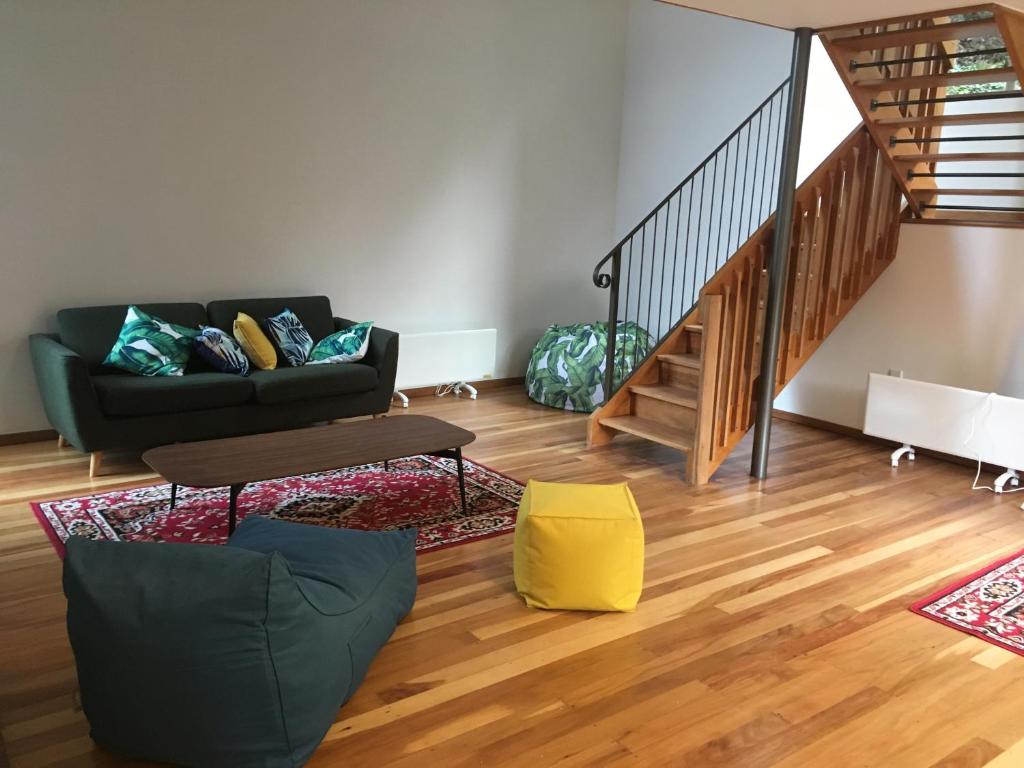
103,306 -> 198,377
306,321 -> 373,365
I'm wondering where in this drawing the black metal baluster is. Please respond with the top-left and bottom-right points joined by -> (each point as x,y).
737,119 -> 752,247
703,156 -> 717,284
726,128 -> 743,256
645,210 -> 658,359
602,248 -> 621,400
694,165 -> 707,304
759,95 -> 775,224
634,223 -> 646,372
621,234 -> 633,384
656,196 -> 674,342
748,109 -> 765,235
715,143 -> 732,273
668,187 -> 683,327
682,180 -> 695,318
769,89 -> 785,211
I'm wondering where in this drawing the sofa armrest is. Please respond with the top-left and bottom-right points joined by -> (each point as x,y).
333,318 -> 398,392
29,334 -> 104,451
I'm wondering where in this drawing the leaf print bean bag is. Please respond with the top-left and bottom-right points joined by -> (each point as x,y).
526,322 -> 652,413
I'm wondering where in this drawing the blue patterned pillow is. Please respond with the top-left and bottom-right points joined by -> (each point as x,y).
307,321 -> 374,365
263,309 -> 314,367
194,326 -> 250,376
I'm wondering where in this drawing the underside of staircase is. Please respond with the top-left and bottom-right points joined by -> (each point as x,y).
587,4 -> 1024,484
820,4 -> 1024,227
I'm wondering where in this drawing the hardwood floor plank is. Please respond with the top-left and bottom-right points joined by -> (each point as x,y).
2,387 -> 1021,767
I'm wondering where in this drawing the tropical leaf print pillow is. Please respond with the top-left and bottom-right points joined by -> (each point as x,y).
263,308 -> 314,367
194,326 -> 250,376
306,321 -> 374,365
103,306 -> 198,377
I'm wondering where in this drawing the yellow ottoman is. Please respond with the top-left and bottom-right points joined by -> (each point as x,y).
513,480 -> 644,612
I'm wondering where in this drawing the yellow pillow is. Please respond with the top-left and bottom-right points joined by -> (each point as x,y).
513,480 -> 644,612
233,312 -> 277,370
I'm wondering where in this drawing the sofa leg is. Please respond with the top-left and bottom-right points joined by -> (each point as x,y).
57,434 -> 67,449
89,451 -> 104,478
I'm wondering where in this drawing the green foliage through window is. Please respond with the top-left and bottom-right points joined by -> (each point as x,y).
948,12 -> 1016,95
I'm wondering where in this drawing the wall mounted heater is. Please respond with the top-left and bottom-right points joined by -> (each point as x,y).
864,372 -> 1024,493
393,329 -> 497,407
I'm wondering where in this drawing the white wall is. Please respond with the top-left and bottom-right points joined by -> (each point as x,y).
614,0 -> 791,236
0,0 -> 628,434
795,38 -> 862,183
775,225 -> 1024,429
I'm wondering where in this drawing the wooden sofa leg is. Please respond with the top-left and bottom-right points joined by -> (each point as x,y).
57,434 -> 67,448
89,451 -> 103,478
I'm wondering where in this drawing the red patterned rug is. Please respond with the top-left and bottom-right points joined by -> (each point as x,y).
912,548 -> 1024,655
32,455 -> 523,557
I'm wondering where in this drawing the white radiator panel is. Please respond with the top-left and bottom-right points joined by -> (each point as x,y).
395,329 -> 497,390
864,373 -> 1024,470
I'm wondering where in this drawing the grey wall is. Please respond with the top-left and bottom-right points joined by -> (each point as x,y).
614,1 -> 791,236
0,0 -> 628,433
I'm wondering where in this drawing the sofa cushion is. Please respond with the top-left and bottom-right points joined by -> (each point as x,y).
207,297 -> 334,350
248,364 -> 377,405
58,303 -> 208,371
92,372 -> 254,417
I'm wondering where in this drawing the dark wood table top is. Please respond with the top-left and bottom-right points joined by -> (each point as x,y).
142,415 -> 475,488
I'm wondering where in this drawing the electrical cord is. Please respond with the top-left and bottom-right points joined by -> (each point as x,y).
434,382 -> 458,398
962,392 -> 1024,497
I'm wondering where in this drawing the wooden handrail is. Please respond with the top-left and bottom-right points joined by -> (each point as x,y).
692,124 -> 905,480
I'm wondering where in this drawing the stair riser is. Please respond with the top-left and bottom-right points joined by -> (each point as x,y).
632,393 -> 696,432
683,329 -> 702,355
659,360 -> 700,389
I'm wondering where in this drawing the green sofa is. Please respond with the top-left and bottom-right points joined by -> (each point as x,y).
30,296 -> 398,464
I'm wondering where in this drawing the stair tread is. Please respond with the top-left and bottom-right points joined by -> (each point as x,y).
856,67 -> 1016,92
833,19 -> 998,51
599,415 -> 693,452
657,352 -> 701,368
630,384 -> 698,408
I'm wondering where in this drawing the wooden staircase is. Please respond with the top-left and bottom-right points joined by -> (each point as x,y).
819,4 -> 1024,226
585,5 -> 1024,485
588,127 -> 905,483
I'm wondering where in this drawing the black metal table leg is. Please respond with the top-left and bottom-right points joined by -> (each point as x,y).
384,459 -> 390,472
456,446 -> 467,514
169,482 -> 178,510
228,483 -> 245,534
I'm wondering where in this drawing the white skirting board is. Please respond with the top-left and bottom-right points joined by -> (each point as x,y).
393,329 -> 497,404
863,372 -> 1024,494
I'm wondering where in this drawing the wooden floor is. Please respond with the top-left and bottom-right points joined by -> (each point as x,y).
3,388 -> 1024,767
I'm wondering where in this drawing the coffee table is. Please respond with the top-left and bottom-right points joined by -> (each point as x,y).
142,415 -> 476,534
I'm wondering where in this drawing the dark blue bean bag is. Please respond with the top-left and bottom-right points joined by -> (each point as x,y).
63,517 -> 417,767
